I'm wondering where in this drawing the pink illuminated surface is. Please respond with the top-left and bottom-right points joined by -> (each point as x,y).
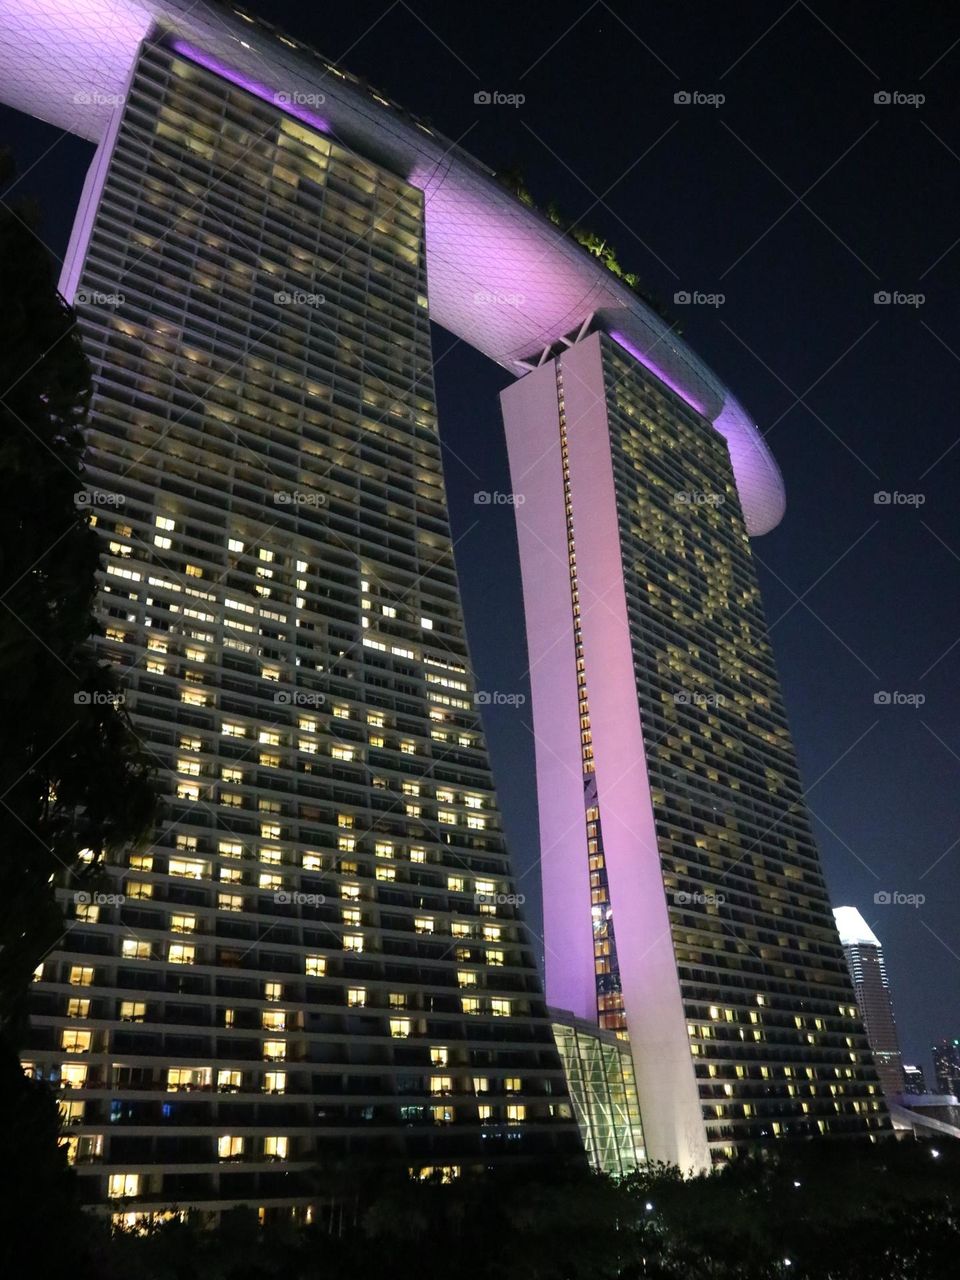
0,0 -> 785,535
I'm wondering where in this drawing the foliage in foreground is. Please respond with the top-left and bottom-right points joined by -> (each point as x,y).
8,1137 -> 958,1280
0,149 -> 157,1043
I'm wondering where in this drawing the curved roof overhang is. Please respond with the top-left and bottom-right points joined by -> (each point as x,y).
0,0 -> 785,533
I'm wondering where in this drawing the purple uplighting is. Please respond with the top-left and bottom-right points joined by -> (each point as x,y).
608,330 -> 710,419
169,40 -> 331,135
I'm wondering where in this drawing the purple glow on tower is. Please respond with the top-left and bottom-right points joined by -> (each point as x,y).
608,330 -> 709,418
169,40 -> 331,135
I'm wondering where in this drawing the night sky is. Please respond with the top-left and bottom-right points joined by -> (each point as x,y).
3,0 -> 959,1080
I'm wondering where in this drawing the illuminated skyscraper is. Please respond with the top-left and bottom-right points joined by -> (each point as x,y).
932,1039 -> 960,1097
503,334 -> 889,1169
17,36 -> 579,1222
833,907 -> 906,1099
0,0 -> 888,1201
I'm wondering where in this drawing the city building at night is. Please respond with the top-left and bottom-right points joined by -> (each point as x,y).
0,0 -> 885,1209
550,1008 -> 644,1176
903,1064 -> 928,1095
833,907 -> 906,1099
504,336 -> 888,1170
932,1039 -> 960,1098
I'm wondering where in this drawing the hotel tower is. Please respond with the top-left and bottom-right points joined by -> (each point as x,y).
0,0 -> 886,1215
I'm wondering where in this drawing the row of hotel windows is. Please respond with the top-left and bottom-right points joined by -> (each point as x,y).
52,959 -> 514,1002
56,984 -> 513,1025
43,1059 -> 533,1097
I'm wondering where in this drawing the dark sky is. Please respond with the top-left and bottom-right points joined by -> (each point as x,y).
3,0 -> 959,1079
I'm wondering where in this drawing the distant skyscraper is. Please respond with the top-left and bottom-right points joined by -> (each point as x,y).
902,1064 -> 926,1095
503,333 -> 888,1170
833,907 -> 906,1098
932,1039 -> 960,1097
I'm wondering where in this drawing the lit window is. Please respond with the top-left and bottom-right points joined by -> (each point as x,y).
61,1029 -> 91,1053
347,988 -> 366,1007
218,1135 -> 244,1160
107,1173 -> 140,1198
168,944 -> 195,965
169,858 -> 206,880
390,1018 -> 411,1038
122,939 -> 150,960
60,1064 -> 87,1089
264,1136 -> 288,1160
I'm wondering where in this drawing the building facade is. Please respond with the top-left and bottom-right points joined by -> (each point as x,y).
932,1039 -> 960,1097
550,1009 -> 645,1176
903,1064 -> 927,1095
503,333 -> 888,1170
833,907 -> 906,1099
0,0 -> 891,1204
22,39 -> 580,1223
